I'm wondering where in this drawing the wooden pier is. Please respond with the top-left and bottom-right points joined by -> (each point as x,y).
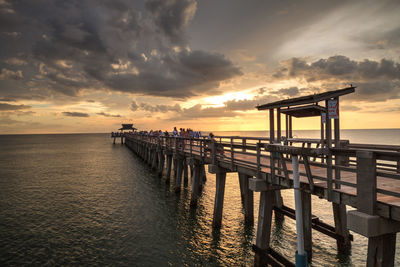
117,87 -> 400,266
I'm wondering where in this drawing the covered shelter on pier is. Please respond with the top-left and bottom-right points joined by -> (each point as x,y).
112,123 -> 137,144
256,86 -> 355,147
119,123 -> 137,132
255,86 -> 356,263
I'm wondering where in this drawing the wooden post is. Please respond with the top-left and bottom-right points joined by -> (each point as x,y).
239,173 -> 254,223
332,103 -> 351,251
190,162 -> 202,206
158,150 -> 165,177
174,157 -> 183,193
356,151 -> 397,266
325,100 -> 333,201
238,173 -> 245,204
301,191 -> 312,261
367,233 -> 397,267
152,148 -> 158,169
269,108 -> 274,143
285,114 -> 289,140
212,170 -> 227,228
254,190 -> 274,267
202,164 -> 207,182
183,157 -> 188,184
166,154 -> 172,183
321,114 -> 325,163
356,151 -> 377,215
289,115 -> 293,138
277,108 -> 281,143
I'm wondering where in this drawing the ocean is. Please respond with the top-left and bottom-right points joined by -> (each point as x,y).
0,130 -> 399,266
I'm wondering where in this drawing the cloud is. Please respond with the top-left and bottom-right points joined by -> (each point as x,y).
145,0 -> 196,44
139,102 -> 182,113
5,57 -> 27,65
0,68 -> 23,80
274,56 -> 400,82
272,55 -> 400,102
97,112 -> 121,117
175,104 -> 237,119
271,87 -> 300,97
62,111 -> 89,117
0,0 -> 241,100
130,101 -> 139,111
0,103 -> 30,111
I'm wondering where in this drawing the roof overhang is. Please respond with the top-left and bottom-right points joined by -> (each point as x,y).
280,105 -> 325,118
256,86 -> 355,110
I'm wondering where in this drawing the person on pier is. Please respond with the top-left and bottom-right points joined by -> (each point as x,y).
172,127 -> 178,137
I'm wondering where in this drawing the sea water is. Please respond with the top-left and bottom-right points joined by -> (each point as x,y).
0,131 -> 399,266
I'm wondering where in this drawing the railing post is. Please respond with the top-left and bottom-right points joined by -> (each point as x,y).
356,151 -> 377,214
200,140 -> 203,159
256,142 -> 261,179
190,137 -> 193,157
230,137 -> 234,170
212,140 -> 217,165
397,149 -> 400,174
242,138 -> 246,153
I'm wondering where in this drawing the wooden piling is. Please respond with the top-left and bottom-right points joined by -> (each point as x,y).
165,153 -> 173,182
183,158 -> 188,184
254,190 -> 274,267
239,173 -> 254,223
212,170 -> 227,228
301,191 -> 312,260
190,162 -> 202,206
174,157 -> 183,193
158,150 -> 165,177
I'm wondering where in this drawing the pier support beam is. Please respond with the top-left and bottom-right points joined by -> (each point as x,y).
165,153 -> 173,183
301,191 -> 312,261
239,173 -> 254,223
212,170 -> 227,228
152,149 -> 158,169
183,158 -> 188,184
174,156 -> 184,193
333,203 -> 351,251
367,233 -> 396,267
157,150 -> 165,177
254,190 -> 274,267
190,161 -> 203,206
274,191 -> 284,220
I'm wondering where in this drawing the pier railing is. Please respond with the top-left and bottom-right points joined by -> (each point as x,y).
125,133 -> 400,216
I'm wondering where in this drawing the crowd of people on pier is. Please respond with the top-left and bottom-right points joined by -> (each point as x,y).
134,127 -> 205,139
122,127 -> 223,155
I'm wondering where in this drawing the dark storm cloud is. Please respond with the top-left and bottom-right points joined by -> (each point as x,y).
272,55 -> 400,102
145,0 -> 196,44
0,0 -> 241,101
62,111 -> 89,117
274,56 -> 400,81
97,112 -> 121,117
0,103 -> 31,111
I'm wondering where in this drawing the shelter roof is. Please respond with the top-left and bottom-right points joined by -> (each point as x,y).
256,86 -> 355,110
119,124 -> 136,131
280,105 -> 325,118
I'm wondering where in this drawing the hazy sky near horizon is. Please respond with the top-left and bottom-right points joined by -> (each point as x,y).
1,0 -> 400,133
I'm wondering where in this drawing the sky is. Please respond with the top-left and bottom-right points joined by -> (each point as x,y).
1,0 -> 400,134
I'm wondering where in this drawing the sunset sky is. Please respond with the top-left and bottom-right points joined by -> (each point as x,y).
1,0 -> 400,134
